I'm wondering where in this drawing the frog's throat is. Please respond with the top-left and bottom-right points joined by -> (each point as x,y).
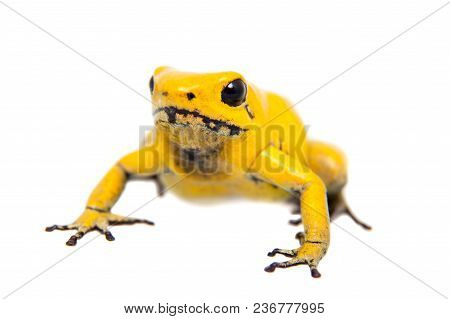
153,106 -> 246,137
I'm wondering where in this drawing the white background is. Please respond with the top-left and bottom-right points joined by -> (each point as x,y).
0,0 -> 449,318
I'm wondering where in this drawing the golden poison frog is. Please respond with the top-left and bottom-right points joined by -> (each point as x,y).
47,67 -> 370,278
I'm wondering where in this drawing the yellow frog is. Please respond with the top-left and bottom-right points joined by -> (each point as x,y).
46,67 -> 370,277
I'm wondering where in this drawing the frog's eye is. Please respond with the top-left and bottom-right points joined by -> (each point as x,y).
149,76 -> 155,94
221,79 -> 247,107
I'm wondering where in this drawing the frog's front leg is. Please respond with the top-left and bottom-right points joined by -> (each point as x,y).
249,146 -> 330,278
46,143 -> 163,246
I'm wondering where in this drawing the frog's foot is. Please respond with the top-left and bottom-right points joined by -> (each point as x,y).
329,194 -> 371,230
265,241 -> 327,278
338,206 -> 372,230
46,209 -> 153,246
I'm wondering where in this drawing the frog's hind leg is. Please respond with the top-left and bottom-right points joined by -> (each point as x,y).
289,140 -> 371,230
305,140 -> 348,194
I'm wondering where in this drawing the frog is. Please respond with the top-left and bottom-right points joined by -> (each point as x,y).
46,66 -> 370,278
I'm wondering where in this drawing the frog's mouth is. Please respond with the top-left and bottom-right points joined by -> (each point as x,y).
153,106 -> 246,137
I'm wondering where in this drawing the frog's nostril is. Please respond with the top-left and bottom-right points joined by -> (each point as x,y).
186,92 -> 196,100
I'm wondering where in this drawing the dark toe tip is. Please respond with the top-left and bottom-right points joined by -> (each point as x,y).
45,225 -> 56,232
66,236 -> 77,246
104,231 -> 115,241
310,268 -> 321,278
264,262 -> 278,273
139,219 -> 154,226
267,249 -> 278,257
288,219 -> 302,226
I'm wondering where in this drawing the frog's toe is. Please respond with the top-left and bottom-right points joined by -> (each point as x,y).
264,258 -> 306,272
295,231 -> 305,244
97,228 -> 115,241
310,267 -> 321,278
329,194 -> 372,230
45,224 -> 77,232
289,207 -> 302,225
288,218 -> 302,226
267,248 -> 298,258
65,230 -> 87,246
108,216 -> 154,226
264,257 -> 321,278
341,206 -> 372,230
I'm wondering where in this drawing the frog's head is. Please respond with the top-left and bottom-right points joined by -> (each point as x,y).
150,67 -> 257,149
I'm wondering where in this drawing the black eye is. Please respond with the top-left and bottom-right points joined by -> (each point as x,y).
149,76 -> 154,94
221,79 -> 247,107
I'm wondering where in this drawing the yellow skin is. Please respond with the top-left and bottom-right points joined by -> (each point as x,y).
47,67 -> 370,277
